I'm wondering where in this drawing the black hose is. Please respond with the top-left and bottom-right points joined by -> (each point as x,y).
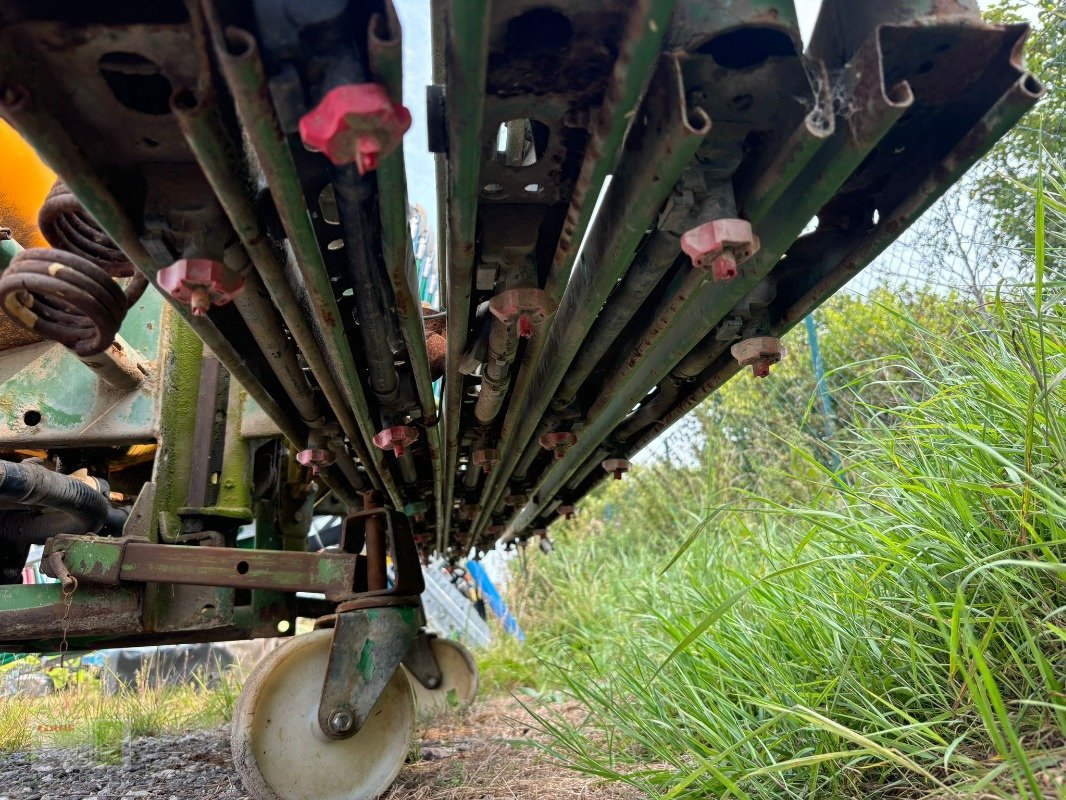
0,460 -> 126,547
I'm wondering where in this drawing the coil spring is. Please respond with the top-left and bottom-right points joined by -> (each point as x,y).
38,179 -> 135,278
0,247 -> 146,356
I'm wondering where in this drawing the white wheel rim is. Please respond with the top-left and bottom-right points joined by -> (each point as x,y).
406,638 -> 479,714
231,628 -> 414,800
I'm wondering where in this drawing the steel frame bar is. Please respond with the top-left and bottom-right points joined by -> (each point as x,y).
42,537 -> 360,602
507,46 -> 915,534
204,16 -> 402,507
472,54 -> 710,541
440,0 -> 492,550
369,4 -> 445,533
173,86 -> 374,488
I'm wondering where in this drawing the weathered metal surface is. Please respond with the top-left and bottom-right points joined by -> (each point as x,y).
507,12 -> 1039,538
205,19 -> 395,504
0,583 -> 142,641
0,2 -> 1040,642
401,630 -> 445,690
0,287 -> 163,446
473,53 -> 711,540
440,0 -> 492,550
317,605 -> 421,737
370,3 -> 445,536
43,536 -> 359,601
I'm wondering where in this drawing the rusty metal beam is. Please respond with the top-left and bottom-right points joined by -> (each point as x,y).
42,537 -> 359,602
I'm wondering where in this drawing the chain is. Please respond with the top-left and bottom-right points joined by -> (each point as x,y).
47,552 -> 78,668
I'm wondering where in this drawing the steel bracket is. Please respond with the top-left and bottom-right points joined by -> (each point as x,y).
317,604 -> 421,738
402,629 -> 444,690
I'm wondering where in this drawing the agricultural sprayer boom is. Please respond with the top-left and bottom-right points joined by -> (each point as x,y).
0,1 -> 1040,797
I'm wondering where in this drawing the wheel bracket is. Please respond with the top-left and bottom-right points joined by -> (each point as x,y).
402,629 -> 444,690
318,604 -> 421,739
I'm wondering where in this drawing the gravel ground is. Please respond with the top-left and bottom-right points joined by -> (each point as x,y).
0,697 -> 637,800
0,727 -> 247,800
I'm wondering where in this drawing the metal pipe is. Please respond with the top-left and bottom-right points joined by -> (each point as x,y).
551,231 -> 681,410
475,316 -> 519,425
469,0 -> 676,538
330,169 -> 403,414
511,419 -> 549,482
369,4 -> 441,429
171,85 -> 380,482
625,58 -> 1043,476
78,336 -> 149,394
509,60 -> 915,535
205,20 -> 404,508
230,266 -> 324,430
471,55 -> 710,539
542,0 -> 677,302
440,0 -> 491,546
369,3 -> 445,532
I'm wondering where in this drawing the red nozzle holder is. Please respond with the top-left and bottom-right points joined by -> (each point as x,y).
472,448 -> 501,474
157,259 -> 245,316
298,83 -> 412,174
679,218 -> 760,280
601,458 -> 631,480
730,336 -> 784,378
539,431 -> 577,460
296,448 -> 334,475
373,425 -> 419,458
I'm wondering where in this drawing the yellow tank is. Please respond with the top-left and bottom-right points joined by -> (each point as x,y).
0,119 -> 54,247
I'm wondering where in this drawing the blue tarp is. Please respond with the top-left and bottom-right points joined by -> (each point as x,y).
466,560 -> 524,641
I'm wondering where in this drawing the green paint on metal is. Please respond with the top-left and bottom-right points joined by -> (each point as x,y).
358,639 -> 375,682
398,606 -> 417,625
152,310 -> 205,529
0,236 -> 23,270
0,286 -> 164,444
64,540 -> 122,573
316,557 -> 346,586
216,387 -> 252,514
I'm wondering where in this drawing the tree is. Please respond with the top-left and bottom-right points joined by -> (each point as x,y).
974,1 -> 1064,276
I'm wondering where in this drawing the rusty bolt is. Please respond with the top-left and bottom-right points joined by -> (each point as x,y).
328,708 -> 354,734
730,336 -> 784,378
373,425 -> 419,457
298,83 -> 412,174
602,458 -> 631,480
296,448 -> 334,475
539,431 -> 577,460
557,504 -> 575,521
679,218 -> 760,281
157,258 -> 245,315
472,448 -> 500,474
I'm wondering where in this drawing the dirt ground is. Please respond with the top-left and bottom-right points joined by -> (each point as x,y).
0,695 -> 638,800
386,696 -> 639,800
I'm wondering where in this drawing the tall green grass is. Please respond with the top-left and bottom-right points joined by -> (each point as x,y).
487,171 -> 1066,796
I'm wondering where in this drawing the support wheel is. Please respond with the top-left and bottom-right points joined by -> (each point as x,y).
406,638 -> 479,714
231,628 -> 414,800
